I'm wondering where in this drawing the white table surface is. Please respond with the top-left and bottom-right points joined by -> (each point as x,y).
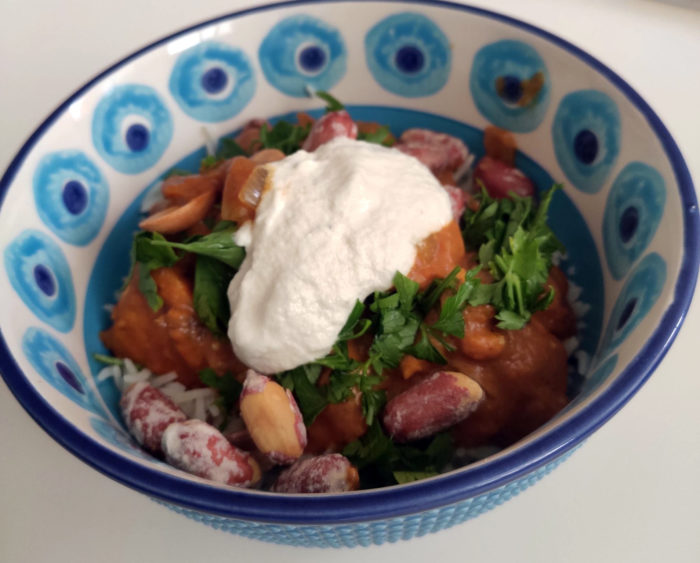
1,0 -> 699,561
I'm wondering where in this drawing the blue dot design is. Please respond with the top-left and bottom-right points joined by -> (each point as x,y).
169,41 -> 256,123
603,162 -> 666,280
365,12 -> 451,98
22,328 -> 105,416
4,230 -> 76,332
92,84 -> 173,174
32,150 -> 109,245
601,253 -> 666,355
552,90 -> 621,193
259,15 -> 346,97
469,40 -> 551,132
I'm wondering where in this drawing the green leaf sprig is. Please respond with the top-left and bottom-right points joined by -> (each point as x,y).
198,368 -> 243,428
462,185 -> 565,329
129,222 -> 245,335
342,420 -> 454,488
276,269 -> 483,427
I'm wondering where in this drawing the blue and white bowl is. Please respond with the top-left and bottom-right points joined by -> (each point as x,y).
0,0 -> 697,548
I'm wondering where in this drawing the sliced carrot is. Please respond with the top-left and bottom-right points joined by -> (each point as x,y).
139,189 -> 217,234
161,173 -> 219,202
408,221 -> 466,289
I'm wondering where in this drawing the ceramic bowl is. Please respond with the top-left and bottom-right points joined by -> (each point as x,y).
1,0 -> 697,548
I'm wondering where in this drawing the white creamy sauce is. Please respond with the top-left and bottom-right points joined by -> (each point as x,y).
227,137 -> 452,374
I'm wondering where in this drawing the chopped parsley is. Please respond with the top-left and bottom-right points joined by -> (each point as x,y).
462,185 -> 564,329
343,421 -> 454,488
130,232 -> 179,311
258,120 -> 311,155
129,222 -> 245,331
315,90 -> 345,112
276,269 -> 484,427
198,369 -> 242,428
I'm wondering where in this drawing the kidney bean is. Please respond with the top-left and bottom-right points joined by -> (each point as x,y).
120,382 -> 187,455
272,454 -> 360,493
473,156 -> 535,199
162,419 -> 261,487
302,110 -> 358,151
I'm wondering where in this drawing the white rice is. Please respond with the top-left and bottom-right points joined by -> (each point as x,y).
96,360 -> 222,423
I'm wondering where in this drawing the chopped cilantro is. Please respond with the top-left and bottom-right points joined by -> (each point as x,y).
130,232 -> 179,311
315,90 -> 345,112
278,364 -> 327,426
193,255 -> 235,335
343,422 -> 454,488
258,121 -> 311,155
198,369 -> 242,428
150,223 -> 245,269
217,137 -> 247,159
357,125 -> 395,146
93,353 -> 124,366
462,185 -> 564,329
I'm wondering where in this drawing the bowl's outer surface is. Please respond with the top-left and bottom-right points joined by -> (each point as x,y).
0,0 -> 697,547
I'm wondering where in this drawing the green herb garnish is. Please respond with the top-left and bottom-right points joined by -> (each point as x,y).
198,368 -> 242,428
343,422 -> 454,488
193,255 -> 235,335
276,269 -> 483,426
130,232 -> 179,311
150,224 -> 245,269
357,125 -> 394,146
258,121 -> 311,155
462,185 -> 564,329
315,90 -> 345,112
93,353 -> 125,366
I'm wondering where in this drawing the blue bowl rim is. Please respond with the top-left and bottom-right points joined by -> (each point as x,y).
0,0 -> 698,525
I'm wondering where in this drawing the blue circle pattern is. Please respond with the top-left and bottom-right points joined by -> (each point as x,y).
603,162 -> 666,280
552,90 -> 621,193
259,15 -> 346,97
92,84 -> 173,174
365,12 -> 451,98
469,40 -> 551,132
169,41 -> 256,123
601,253 -> 666,355
22,328 -> 105,416
32,150 -> 109,245
4,230 -> 76,332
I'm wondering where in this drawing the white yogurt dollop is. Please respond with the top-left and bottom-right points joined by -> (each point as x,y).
227,137 -> 452,374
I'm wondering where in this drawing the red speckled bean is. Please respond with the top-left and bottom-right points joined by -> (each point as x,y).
120,382 -> 187,455
395,129 -> 468,173
162,419 -> 261,487
473,156 -> 535,199
383,371 -> 484,442
302,110 -> 358,151
272,454 -> 360,494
